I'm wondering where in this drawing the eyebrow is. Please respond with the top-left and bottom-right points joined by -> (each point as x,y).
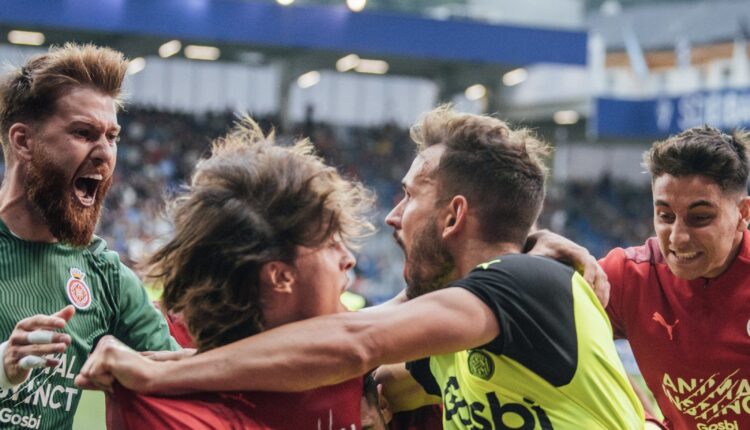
654,199 -> 715,209
69,119 -> 121,133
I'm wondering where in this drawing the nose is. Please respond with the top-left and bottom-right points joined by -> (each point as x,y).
341,246 -> 356,271
385,200 -> 403,230
91,134 -> 117,168
669,218 -> 690,247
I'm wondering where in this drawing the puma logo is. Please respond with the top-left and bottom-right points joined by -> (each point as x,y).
652,312 -> 679,341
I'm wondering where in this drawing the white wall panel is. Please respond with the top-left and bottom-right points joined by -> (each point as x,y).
0,44 -> 433,126
553,142 -> 651,184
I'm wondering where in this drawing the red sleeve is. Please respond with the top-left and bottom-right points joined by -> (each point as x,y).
599,247 -> 628,339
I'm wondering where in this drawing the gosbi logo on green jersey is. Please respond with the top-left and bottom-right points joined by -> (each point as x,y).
443,376 -> 553,430
468,350 -> 494,380
66,268 -> 92,310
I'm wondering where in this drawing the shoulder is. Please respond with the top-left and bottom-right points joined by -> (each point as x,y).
480,253 -> 572,271
86,235 -> 117,263
600,237 -> 663,283
457,254 -> 575,293
110,385 -> 261,428
86,236 -> 136,279
605,237 -> 662,264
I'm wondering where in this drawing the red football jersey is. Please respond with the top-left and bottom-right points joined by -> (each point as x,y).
107,379 -> 364,430
107,311 -> 363,429
602,231 -> 750,430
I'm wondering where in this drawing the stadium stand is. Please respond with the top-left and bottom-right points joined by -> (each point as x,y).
0,105 -> 657,304
1,0 -> 749,428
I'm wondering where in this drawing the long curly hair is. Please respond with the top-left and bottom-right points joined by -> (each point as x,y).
144,117 -> 375,352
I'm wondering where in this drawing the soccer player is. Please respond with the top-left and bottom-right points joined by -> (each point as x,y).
102,118 -> 378,429
598,127 -> 750,430
78,106 -> 645,429
0,44 -> 177,430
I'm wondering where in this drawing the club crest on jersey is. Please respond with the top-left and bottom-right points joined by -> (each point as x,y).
467,349 -> 494,380
66,268 -> 92,310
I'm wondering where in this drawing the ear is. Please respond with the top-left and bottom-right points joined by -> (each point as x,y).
259,261 -> 296,295
8,123 -> 34,162
737,196 -> 750,232
377,383 -> 393,424
440,195 -> 468,240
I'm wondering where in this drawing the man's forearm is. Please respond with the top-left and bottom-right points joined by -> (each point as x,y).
153,312 -> 381,393
141,288 -> 498,394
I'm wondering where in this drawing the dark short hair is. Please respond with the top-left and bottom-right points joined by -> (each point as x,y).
644,126 -> 750,194
145,118 -> 375,352
0,43 -> 128,159
410,105 -> 549,246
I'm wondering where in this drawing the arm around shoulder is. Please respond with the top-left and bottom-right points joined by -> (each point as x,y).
141,287 -> 500,394
526,229 -> 611,307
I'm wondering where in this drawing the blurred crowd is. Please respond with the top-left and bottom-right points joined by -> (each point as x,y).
540,177 -> 653,259
0,107 -> 656,304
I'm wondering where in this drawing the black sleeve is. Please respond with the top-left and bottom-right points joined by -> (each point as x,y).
406,358 -> 441,397
450,254 -> 579,387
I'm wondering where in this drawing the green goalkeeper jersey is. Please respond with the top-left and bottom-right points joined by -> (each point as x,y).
0,219 -> 178,430
407,255 -> 644,430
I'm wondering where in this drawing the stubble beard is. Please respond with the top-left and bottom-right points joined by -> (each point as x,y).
25,150 -> 112,247
404,214 -> 456,299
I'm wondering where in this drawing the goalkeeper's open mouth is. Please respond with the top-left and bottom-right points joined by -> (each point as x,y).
72,172 -> 105,207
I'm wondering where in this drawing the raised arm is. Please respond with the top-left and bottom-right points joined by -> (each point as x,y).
77,287 -> 499,394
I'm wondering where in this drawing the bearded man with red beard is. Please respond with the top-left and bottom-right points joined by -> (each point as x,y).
0,44 -> 178,430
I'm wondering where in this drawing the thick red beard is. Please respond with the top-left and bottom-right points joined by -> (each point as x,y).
25,149 -> 112,247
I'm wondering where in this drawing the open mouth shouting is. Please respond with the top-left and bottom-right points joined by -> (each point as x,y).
73,172 -> 104,207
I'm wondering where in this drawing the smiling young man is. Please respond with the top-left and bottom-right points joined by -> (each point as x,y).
475,126 -> 750,429
599,127 -> 750,430
0,44 -> 176,430
78,106 -> 644,429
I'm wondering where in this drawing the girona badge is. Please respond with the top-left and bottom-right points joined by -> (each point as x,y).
66,268 -> 92,310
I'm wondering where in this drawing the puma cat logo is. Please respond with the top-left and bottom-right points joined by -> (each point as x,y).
652,312 -> 679,341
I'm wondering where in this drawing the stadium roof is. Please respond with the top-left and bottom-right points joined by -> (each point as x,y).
0,0 -> 587,64
589,0 -> 750,51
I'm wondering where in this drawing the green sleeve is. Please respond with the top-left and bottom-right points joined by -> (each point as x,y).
112,263 -> 180,351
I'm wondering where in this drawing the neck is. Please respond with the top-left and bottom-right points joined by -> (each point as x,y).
451,236 -> 522,278
0,165 -> 56,243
